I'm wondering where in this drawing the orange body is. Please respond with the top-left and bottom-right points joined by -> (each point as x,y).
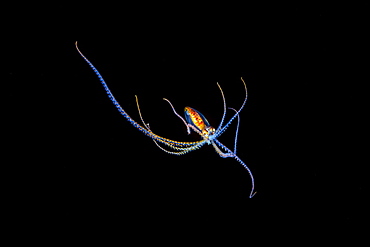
184,106 -> 208,131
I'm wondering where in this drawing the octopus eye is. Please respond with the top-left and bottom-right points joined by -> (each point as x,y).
202,130 -> 207,136
210,128 -> 215,135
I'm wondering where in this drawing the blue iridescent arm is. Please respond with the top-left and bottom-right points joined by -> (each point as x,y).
75,42 -> 151,136
76,42 -> 200,147
213,139 -> 256,198
228,107 -> 240,154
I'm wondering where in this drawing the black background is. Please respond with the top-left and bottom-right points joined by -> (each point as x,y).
3,2 -> 366,242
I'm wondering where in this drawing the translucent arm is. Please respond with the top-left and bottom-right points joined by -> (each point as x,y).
163,98 -> 191,134
215,77 -> 247,138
